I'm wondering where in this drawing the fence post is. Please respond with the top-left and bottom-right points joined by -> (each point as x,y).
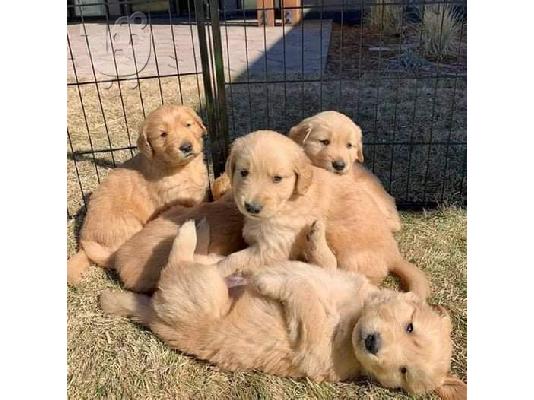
193,0 -> 229,177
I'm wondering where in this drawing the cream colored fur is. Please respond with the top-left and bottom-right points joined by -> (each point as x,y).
100,221 -> 465,398
212,111 -> 400,233
215,130 -> 429,299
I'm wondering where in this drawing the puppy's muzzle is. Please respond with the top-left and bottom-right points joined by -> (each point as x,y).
332,160 -> 346,173
364,332 -> 381,355
244,201 -> 263,215
179,142 -> 193,155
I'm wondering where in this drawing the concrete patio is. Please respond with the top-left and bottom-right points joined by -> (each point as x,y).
67,20 -> 332,84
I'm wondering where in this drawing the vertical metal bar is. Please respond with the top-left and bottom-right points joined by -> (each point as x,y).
387,1 -> 406,193
404,5 -> 426,202
261,0 -> 271,127
422,4 -> 448,202
222,5 -> 238,138
300,7 -> 305,119
209,0 -> 230,160
194,0 -> 228,175
338,0 -> 344,108
241,5 -> 253,131
186,0 -> 205,110
146,2 -> 165,104
78,5 -> 117,167
440,14 -> 466,202
67,128 -> 88,212
319,0 -> 324,110
281,0 -> 288,127
124,5 -> 147,118
67,32 -> 101,183
355,0 -> 364,120
371,0 -> 387,174
104,0 -> 134,156
167,0 -> 185,104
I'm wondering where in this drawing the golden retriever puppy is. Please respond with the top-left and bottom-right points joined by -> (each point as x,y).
288,111 -> 401,232
215,130 -> 430,299
100,221 -> 465,398
114,192 -> 245,293
212,111 -> 400,232
67,105 -> 209,285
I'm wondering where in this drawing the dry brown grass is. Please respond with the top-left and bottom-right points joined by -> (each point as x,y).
421,5 -> 462,59
367,0 -> 405,36
67,206 -> 466,399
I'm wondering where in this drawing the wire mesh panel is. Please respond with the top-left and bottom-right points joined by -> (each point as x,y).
217,0 -> 467,207
67,0 -> 466,223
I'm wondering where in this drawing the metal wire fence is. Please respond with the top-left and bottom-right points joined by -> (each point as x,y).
67,0 -> 466,221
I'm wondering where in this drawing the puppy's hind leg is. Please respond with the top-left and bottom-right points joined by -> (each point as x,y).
100,290 -> 154,326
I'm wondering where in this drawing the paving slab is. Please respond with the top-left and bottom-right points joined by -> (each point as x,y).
67,20 -> 332,83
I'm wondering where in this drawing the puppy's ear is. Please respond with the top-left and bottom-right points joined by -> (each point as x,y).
225,149 -> 236,183
431,304 -> 453,334
289,122 -> 312,145
293,150 -> 313,195
356,145 -> 364,163
224,137 -> 244,183
184,106 -> 207,136
435,374 -> 467,400
354,125 -> 364,163
137,122 -> 153,159
168,220 -> 197,264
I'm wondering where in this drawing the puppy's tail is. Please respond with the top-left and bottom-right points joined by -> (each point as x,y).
67,250 -> 91,286
389,258 -> 430,300
100,290 -> 153,326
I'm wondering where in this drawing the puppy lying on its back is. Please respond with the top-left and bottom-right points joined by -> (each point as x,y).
67,105 -> 209,285
212,111 -> 401,233
216,130 -> 430,299
101,220 -> 466,398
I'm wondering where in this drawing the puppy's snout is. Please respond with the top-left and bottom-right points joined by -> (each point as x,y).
179,142 -> 193,154
244,201 -> 263,215
364,332 -> 381,355
332,160 -> 346,172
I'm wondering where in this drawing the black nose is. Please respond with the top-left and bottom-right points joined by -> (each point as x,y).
332,160 -> 346,171
244,201 -> 262,215
364,333 -> 381,355
179,142 -> 193,154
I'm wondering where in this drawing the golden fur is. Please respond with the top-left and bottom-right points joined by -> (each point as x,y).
216,130 -> 430,299
212,112 -> 400,233
67,105 -> 209,285
288,111 -> 401,232
114,192 -> 244,293
100,221 -> 465,398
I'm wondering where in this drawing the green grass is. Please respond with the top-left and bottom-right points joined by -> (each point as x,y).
67,206 -> 466,399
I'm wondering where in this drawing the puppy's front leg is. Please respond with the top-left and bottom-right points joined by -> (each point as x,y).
251,270 -> 338,380
216,246 -> 263,277
303,220 -> 337,270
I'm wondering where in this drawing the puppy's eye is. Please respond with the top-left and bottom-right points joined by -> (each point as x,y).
320,139 -> 330,146
186,122 -> 192,127
405,323 -> 414,333
240,170 -> 249,178
273,175 -> 283,183
400,367 -> 407,375
347,143 -> 353,149
161,132 -> 168,137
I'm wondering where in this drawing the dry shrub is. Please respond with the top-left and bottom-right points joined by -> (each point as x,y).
421,4 -> 461,58
368,0 -> 405,35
